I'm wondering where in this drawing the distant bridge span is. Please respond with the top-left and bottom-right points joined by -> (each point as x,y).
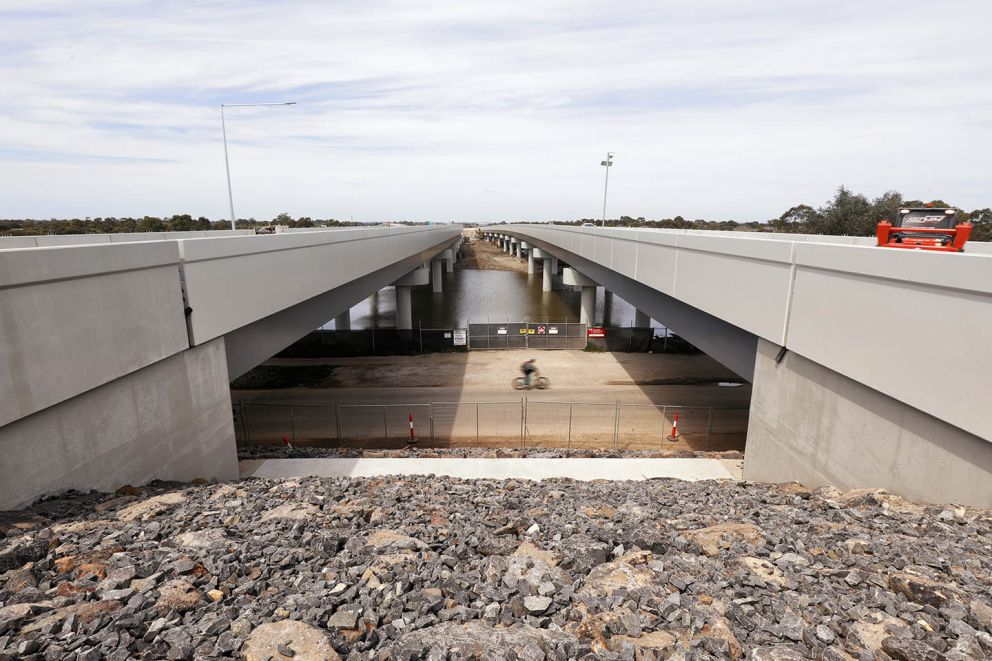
484,225 -> 992,507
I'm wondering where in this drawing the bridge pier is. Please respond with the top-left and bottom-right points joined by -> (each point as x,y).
634,308 -> 651,327
527,248 -> 536,274
515,239 -> 523,259
431,259 -> 443,293
562,267 -> 598,325
443,247 -> 455,273
334,309 -> 351,331
532,248 -> 553,292
395,286 -> 412,330
550,256 -> 559,275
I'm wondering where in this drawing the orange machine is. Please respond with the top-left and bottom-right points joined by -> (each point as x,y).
876,207 -> 972,252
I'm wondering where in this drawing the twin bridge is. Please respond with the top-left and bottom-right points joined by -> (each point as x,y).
1,225 -> 990,508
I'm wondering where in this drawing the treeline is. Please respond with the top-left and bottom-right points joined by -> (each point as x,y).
556,187 -> 992,242
0,212 -> 370,236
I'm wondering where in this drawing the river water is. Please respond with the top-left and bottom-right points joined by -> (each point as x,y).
323,269 -> 667,330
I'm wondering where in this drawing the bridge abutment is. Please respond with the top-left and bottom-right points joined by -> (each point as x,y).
744,338 -> 992,508
0,338 -> 239,510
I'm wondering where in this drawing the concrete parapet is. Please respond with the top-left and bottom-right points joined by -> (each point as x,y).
0,242 -> 189,429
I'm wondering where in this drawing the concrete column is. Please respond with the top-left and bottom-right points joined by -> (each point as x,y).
542,259 -> 552,292
334,309 -> 351,331
580,286 -> 596,325
551,256 -> 559,274
443,248 -> 455,273
527,252 -> 535,274
634,308 -> 651,327
432,259 -> 443,293
395,285 -> 412,330
517,241 -> 524,259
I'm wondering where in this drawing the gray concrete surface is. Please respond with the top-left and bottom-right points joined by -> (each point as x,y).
241,457 -> 738,481
0,338 -> 238,510
744,338 -> 992,508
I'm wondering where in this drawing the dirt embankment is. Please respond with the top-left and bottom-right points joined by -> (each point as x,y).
457,234 -> 528,273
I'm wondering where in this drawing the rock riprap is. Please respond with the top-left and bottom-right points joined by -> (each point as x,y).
0,477 -> 989,660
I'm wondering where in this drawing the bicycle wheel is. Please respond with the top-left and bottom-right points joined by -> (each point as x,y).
512,377 -> 527,390
534,376 -> 550,390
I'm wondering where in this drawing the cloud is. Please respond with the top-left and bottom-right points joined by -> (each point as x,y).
1,0 -> 990,220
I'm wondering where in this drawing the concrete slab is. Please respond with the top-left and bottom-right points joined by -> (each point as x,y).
240,458 -> 737,482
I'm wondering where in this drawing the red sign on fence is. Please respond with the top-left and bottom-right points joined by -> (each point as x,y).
587,327 -> 606,338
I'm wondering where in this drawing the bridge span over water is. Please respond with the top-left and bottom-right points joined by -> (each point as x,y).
0,226 -> 461,508
484,225 -> 992,507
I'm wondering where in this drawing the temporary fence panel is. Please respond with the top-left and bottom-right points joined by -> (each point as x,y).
468,322 -> 586,350
235,400 -> 749,451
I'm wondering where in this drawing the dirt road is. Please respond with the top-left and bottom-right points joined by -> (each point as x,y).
456,233 -> 528,272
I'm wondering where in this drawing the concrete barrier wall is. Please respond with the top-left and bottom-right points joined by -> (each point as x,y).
0,242 -> 190,428
179,226 -> 463,344
0,229 -> 253,249
490,224 -> 992,444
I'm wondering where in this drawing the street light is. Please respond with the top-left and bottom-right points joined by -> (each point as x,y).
220,102 -> 296,230
600,151 -> 614,227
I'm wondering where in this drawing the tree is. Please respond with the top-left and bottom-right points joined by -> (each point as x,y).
166,214 -> 196,231
969,208 -> 992,242
772,204 -> 819,233
273,212 -> 293,225
137,216 -> 166,232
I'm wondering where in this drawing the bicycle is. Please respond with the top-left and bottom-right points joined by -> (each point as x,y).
512,373 -> 550,390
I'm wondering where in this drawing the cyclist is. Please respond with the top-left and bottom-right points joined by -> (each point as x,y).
520,358 -> 538,386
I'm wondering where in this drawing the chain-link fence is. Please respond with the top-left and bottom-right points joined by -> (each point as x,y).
233,399 -> 748,452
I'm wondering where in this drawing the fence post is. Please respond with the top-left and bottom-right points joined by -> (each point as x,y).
419,322 -> 423,353
371,325 -> 375,354
567,403 -> 573,449
383,406 -> 388,440
429,400 -> 435,440
242,402 -> 252,449
335,402 -> 342,441
613,400 -> 620,450
660,406 -> 667,447
520,397 -> 526,447
706,406 -> 714,451
476,403 -> 480,444
289,406 -> 296,444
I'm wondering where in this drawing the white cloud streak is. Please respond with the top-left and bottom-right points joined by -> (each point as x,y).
0,0 -> 990,221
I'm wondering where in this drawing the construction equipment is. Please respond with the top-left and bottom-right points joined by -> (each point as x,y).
876,207 -> 972,252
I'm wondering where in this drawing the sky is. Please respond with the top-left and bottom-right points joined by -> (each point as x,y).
1,1 -> 990,223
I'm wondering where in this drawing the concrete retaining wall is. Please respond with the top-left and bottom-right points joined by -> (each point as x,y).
744,338 -> 992,508
0,338 -> 238,510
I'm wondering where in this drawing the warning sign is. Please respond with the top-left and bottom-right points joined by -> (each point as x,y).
537,326 -> 546,335
548,326 -> 559,335
587,327 -> 606,338
453,329 -> 467,346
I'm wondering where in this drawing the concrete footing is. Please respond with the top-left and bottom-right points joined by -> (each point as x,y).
744,338 -> 992,508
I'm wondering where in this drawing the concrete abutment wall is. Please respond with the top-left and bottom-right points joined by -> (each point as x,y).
0,338 -> 238,510
744,338 -> 992,508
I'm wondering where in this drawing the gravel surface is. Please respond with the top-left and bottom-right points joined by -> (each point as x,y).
1,476 -> 990,660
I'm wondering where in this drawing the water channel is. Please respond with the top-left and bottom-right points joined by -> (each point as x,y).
322,269 -> 668,331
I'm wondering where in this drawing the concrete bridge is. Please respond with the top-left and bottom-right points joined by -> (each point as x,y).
0,226 -> 462,509
483,226 -> 992,507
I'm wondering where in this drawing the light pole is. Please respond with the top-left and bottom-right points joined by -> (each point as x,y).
600,151 -> 614,227
221,102 -> 296,230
